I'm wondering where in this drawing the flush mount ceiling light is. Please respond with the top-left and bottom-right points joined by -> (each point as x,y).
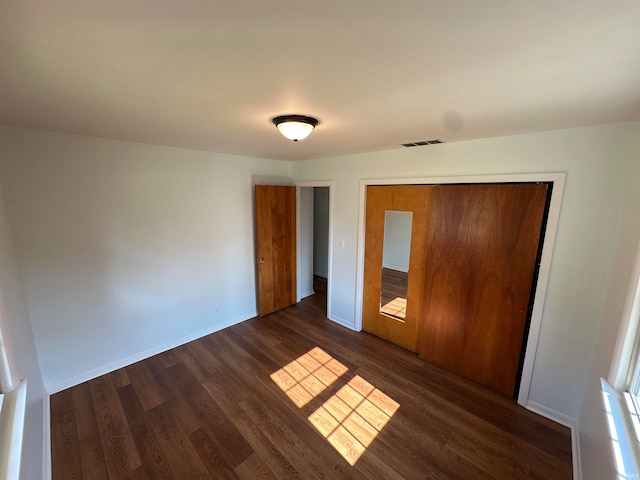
272,115 -> 319,142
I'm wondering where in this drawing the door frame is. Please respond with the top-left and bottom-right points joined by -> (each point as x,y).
354,172 -> 566,407
295,181 -> 334,317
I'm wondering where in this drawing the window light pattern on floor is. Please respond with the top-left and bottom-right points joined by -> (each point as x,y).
270,347 -> 348,407
271,347 -> 399,466
308,375 -> 399,465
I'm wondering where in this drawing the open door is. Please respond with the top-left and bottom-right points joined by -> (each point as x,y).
255,185 -> 297,316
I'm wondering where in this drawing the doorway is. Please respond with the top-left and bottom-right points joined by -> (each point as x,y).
355,173 -> 565,406
297,183 -> 332,316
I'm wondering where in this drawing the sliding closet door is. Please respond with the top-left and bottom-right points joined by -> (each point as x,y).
419,183 -> 547,397
363,185 -> 432,352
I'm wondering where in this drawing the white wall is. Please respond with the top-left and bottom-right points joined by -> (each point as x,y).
298,187 -> 314,299
577,126 -> 640,479
313,187 -> 329,278
292,122 -> 639,425
0,126 -> 291,393
0,171 -> 47,479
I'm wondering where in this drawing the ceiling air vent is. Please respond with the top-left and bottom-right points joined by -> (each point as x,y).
401,139 -> 443,147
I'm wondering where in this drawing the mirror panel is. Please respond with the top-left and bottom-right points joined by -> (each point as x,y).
380,210 -> 413,321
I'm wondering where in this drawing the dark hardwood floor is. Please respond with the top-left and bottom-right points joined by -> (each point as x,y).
51,277 -> 572,479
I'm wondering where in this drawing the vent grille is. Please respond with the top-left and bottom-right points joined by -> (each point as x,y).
401,139 -> 443,147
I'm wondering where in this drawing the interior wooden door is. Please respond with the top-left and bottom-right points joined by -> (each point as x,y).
255,185 -> 297,316
419,183 -> 548,397
362,185 -> 432,352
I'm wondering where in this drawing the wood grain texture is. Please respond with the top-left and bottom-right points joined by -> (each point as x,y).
363,185 -> 432,351
419,183 -> 548,397
117,384 -> 174,479
50,389 -> 83,480
51,277 -> 571,480
71,383 -> 110,479
88,374 -> 142,477
255,185 -> 297,316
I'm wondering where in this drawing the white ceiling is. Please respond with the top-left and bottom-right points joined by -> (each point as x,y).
1,1 -> 639,161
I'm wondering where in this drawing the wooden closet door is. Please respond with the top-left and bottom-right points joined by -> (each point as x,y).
363,185 -> 432,352
419,183 -> 547,397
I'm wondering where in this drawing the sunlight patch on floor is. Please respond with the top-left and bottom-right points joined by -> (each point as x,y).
308,375 -> 399,465
271,348 -> 399,465
270,347 -> 348,407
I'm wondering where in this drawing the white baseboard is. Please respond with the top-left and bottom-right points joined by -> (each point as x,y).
46,310 -> 257,394
327,313 -> 356,331
526,400 -> 575,428
526,401 -> 581,480
300,289 -> 315,300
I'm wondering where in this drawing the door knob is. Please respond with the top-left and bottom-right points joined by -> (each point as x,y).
256,257 -> 265,264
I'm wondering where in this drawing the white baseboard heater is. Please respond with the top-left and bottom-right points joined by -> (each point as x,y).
0,379 -> 27,480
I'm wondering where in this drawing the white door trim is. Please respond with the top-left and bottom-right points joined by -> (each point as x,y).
354,172 -> 566,406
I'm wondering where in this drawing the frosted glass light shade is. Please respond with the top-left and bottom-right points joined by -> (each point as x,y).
272,115 -> 319,142
277,121 -> 314,141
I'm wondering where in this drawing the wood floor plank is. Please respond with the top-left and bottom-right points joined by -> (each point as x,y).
88,374 -> 142,478
172,342 -> 220,382
50,389 -> 83,480
230,393 -> 305,478
201,333 -> 304,423
162,362 -> 254,467
155,349 -> 181,368
125,359 -> 170,411
127,466 -> 152,480
117,384 -> 175,479
189,428 -> 241,480
445,428 -> 531,479
239,395 -> 353,480
223,327 -> 289,373
146,401 -> 212,479
231,320 -> 305,369
51,277 -> 572,480
359,399 -> 492,480
109,369 -> 131,390
71,383 -> 110,479
234,453 -> 278,480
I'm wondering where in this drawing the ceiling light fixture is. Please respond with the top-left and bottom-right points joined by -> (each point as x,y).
272,115 -> 319,142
